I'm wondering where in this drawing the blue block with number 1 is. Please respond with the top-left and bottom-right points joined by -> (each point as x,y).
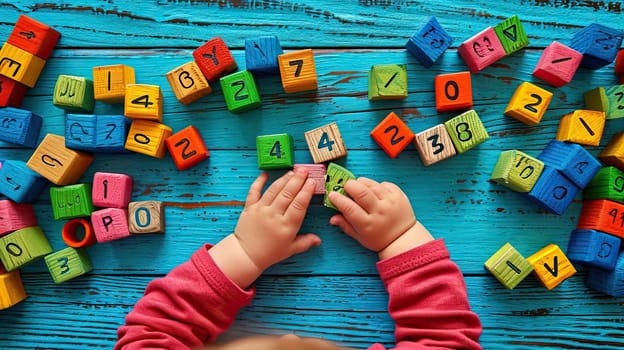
526,166 -> 580,215
0,107 -> 42,148
405,17 -> 453,68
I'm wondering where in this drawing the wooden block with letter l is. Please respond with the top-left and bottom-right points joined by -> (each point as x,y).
504,82 -> 553,125
0,75 -> 28,107
443,109 -> 489,154
434,71 -> 472,113
293,164 -> 326,195
490,150 -> 544,193
44,247 -> 92,284
124,84 -> 163,122
583,166 -> 624,202
124,120 -> 172,159
0,226 -> 52,271
567,229 -> 621,270
527,166 -> 580,215
245,36 -> 283,74
493,15 -> 529,55
368,64 -> 408,100
414,124 -> 456,166
91,208 -> 130,243
219,70 -> 261,113
192,37 -> 238,83
0,42 -> 46,88
7,14 -> 60,60
457,27 -> 506,73
304,122 -> 348,164
92,64 -> 136,103
0,107 -> 42,148
370,112 -> 415,158
166,61 -> 212,105
570,23 -> 623,69
324,162 -> 356,211
256,133 -> 294,170
527,244 -> 576,290
577,199 -> 624,238
405,16 -> 453,68
538,140 -> 602,189
27,134 -> 94,185
49,184 -> 94,220
532,41 -> 582,87
556,110 -> 605,147
0,200 -> 37,237
0,160 -> 48,203
128,201 -> 165,234
52,75 -> 95,113
165,125 -> 210,171
484,242 -> 533,289
586,250 -> 624,297
0,269 -> 27,310
599,132 -> 624,170
278,49 -> 318,93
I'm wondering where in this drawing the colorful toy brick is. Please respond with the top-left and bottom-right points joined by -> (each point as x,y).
52,75 -> 95,112
44,247 -> 92,284
219,70 -> 262,113
556,110 -> 605,147
504,82 -> 553,125
124,84 -> 163,122
92,64 -> 136,103
193,37 -> 238,83
62,218 -> 97,248
0,107 -> 42,147
124,120 -> 172,159
577,199 -> 624,238
128,201 -> 165,234
65,114 -> 131,153
368,64 -> 408,100
605,85 -> 624,119
484,242 -> 533,289
567,229 -> 621,270
0,42 -> 46,88
532,41 -> 582,87
599,132 -> 624,170
414,124 -> 456,166
324,163 -> 355,211
278,49 -> 318,93
165,126 -> 210,171
166,61 -> 212,105
370,112 -> 414,158
0,226 -> 52,271
49,184 -> 94,220
293,164 -> 326,195
527,244 -> 576,290
0,75 -> 28,107
7,14 -> 60,60
245,36 -> 283,74
92,208 -> 131,243
616,49 -> 624,76
27,134 -> 94,185
65,114 -> 96,150
405,16 -> 453,68
457,27 -> 506,73
256,133 -> 294,170
493,15 -> 529,55
443,109 -> 489,154
586,250 -> 624,297
0,200 -> 36,237
527,166 -> 580,215
490,150 -> 544,193
0,270 -> 27,310
304,122 -> 348,164
0,160 -> 48,203
570,24 -> 623,69
434,71 -> 472,113
584,87 -> 608,113
584,167 -> 624,202
538,140 -> 602,188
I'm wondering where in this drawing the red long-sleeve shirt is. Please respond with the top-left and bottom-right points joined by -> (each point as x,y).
116,239 -> 482,349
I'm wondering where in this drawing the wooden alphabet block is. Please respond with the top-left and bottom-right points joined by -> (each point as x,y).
586,250 -> 624,297
0,200 -> 36,237
493,15 -> 529,55
220,70 -> 262,113
124,84 -> 163,122
567,229 -> 621,270
434,71 -> 472,113
532,41 -> 582,87
166,61 -> 212,105
599,132 -> 624,170
128,201 -> 165,234
604,85 -> 624,119
583,167 -> 624,202
124,120 -> 172,159
414,124 -> 456,166
65,114 -> 96,151
7,14 -> 60,60
616,49 -> 624,76
0,226 -> 52,271
368,64 -> 408,100
0,75 -> 28,108
490,150 -> 544,193
0,107 -> 42,148
527,244 -> 576,290
577,199 -> 624,238
457,27 -> 506,73
527,166 -> 580,215
52,75 -> 95,113
370,112 -> 414,158
0,160 -> 48,203
304,122 -> 348,164
556,110 -> 605,147
165,126 -> 210,171
293,164 -> 326,195
538,140 -> 602,189
44,247 -> 92,284
484,242 -> 533,289
92,208 -> 131,243
61,218 -> 96,248
324,163 -> 356,211
256,133 -> 294,170
27,134 -> 94,185
245,36 -> 283,74
193,37 -> 238,83
49,184 -> 94,220
0,270 -> 27,310
0,42 -> 46,88
405,16 -> 453,68
65,114 -> 132,153
92,64 -> 136,103
570,23 -> 623,69
443,109 -> 489,154
504,82 -> 553,125
278,49 -> 318,93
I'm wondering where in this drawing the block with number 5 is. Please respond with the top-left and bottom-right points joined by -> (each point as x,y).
414,124 -> 456,166
304,122 -> 347,164
256,133 -> 294,170
443,110 -> 489,154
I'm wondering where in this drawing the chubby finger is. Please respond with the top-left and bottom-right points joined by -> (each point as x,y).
259,171 -> 296,205
245,172 -> 269,206
356,177 -> 386,199
343,179 -> 377,213
329,214 -> 358,237
327,191 -> 367,221
290,233 -> 322,255
272,167 -> 309,212
285,178 -> 315,219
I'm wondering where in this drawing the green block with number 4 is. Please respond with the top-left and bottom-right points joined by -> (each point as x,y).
256,133 -> 294,170
444,109 -> 489,154
493,15 -> 529,55
220,70 -> 261,113
490,150 -> 544,192
0,226 -> 52,271
45,247 -> 93,284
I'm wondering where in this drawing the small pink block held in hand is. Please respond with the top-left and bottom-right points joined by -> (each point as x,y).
92,208 -> 131,243
532,41 -> 582,87
457,27 -> 506,73
92,172 -> 133,208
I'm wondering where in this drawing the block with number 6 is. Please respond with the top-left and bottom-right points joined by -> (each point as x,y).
304,122 -> 348,164
256,133 -> 294,170
443,110 -> 489,154
414,124 -> 456,166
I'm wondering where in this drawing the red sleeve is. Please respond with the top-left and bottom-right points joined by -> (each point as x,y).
369,239 -> 482,350
115,244 -> 255,350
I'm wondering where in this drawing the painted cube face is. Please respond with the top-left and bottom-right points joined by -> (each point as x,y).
323,163 -> 355,210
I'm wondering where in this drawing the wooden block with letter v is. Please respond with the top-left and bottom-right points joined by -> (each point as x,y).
125,120 -> 172,159
166,61 -> 212,105
567,229 -> 621,270
577,199 -> 624,239
45,247 -> 92,284
490,150 -> 544,193
0,199 -> 37,237
0,42 -> 46,88
129,201 -> 165,234
92,64 -> 136,103
583,166 -> 624,202
484,242 -> 533,289
556,110 -> 605,147
124,84 -> 163,122
0,107 -> 42,148
504,82 -> 553,125
434,71 -> 472,113
27,134 -> 94,185
368,64 -> 408,100
0,226 -> 52,271
527,244 -> 576,290
256,133 -> 294,170
443,109 -> 489,154
370,112 -> 414,158
49,184 -> 95,220
414,124 -> 456,166
165,126 -> 210,170
52,75 -> 95,113
538,140 -> 602,189
304,122 -> 347,164
0,160 -> 48,203
405,16 -> 453,68
532,41 -> 582,87
526,166 -> 579,215
7,14 -> 60,60
278,49 -> 318,93
0,269 -> 27,310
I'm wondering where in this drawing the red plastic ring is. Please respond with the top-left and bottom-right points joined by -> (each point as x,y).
62,218 -> 97,248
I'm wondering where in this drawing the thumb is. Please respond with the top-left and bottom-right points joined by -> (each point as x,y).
290,233 -> 322,255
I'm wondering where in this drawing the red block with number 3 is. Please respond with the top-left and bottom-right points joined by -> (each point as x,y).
577,199 -> 624,238
193,37 -> 238,83
370,112 -> 415,158
434,71 -> 473,113
165,125 -> 210,171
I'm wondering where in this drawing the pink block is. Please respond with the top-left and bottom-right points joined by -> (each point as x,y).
293,164 -> 327,195
92,172 -> 133,208
0,199 -> 37,236
91,208 -> 130,243
532,41 -> 582,87
457,27 -> 506,73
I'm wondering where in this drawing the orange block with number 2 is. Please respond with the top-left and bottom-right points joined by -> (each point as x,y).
556,110 -> 605,147
370,112 -> 415,158
434,71 -> 473,113
278,49 -> 317,93
165,126 -> 210,171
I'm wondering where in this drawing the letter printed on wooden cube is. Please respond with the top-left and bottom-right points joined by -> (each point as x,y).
27,134 -> 94,185
92,208 -> 130,243
527,244 -> 576,290
434,71 -> 472,113
49,184 -> 94,220
0,107 -> 42,148
53,75 -> 95,113
605,85 -> 624,119
0,160 -> 48,203
256,133 -> 294,170
44,247 -> 92,284
443,109 -> 489,154
62,218 -> 96,248
414,124 -> 456,166
370,112 -> 414,158
504,82 -> 553,125
0,226 -> 52,271
577,199 -> 624,238
165,126 -> 210,171
583,166 -> 624,202
324,163 -> 356,211
0,200 -> 36,237
166,61 -> 212,105
293,164 -> 326,195
484,242 -> 533,289
368,64 -> 408,100
570,23 -> 623,69
556,110 -> 605,147
538,140 -> 602,189
125,120 -> 172,159
532,41 -> 582,87
405,16 -> 453,68
304,122 -> 348,164
0,75 -> 28,108
0,270 -> 27,310
0,42 -> 46,88
65,114 -> 96,151
193,37 -> 238,83
7,14 -> 60,60
490,150 -> 544,193
586,250 -> 624,297
457,27 -> 506,73
129,201 -> 165,234
527,166 -> 580,215
493,15 -> 529,55
245,36 -> 283,74
567,229 -> 621,270
278,49 -> 318,93
92,64 -> 136,103
95,115 -> 131,153
124,84 -> 163,122
219,70 -> 261,113
599,133 -> 624,170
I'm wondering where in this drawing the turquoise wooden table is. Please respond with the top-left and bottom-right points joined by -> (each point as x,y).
1,1 -> 624,349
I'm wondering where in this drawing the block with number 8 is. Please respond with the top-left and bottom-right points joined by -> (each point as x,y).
504,82 -> 553,125
256,133 -> 294,170
124,84 -> 163,122
304,122 -> 348,164
370,112 -> 414,158
414,124 -> 457,166
278,49 -> 318,93
443,110 -> 489,154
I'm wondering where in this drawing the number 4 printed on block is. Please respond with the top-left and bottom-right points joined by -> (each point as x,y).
304,122 -> 347,164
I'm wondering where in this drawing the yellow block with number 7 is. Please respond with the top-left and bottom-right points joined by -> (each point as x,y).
527,244 -> 576,290
278,49 -> 317,93
556,110 -> 605,147
124,84 -> 163,122
504,82 -> 553,125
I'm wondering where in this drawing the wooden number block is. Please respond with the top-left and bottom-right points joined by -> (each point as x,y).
324,163 -> 356,211
304,122 -> 348,164
219,70 -> 262,113
0,42 -> 46,88
493,15 -> 529,55
166,61 -> 212,105
443,109 -> 489,154
616,49 -> 624,76
129,201 -> 165,234
434,71 -> 472,113
293,164 -> 326,195
567,229 -> 621,270
0,76 -> 28,107
7,14 -> 60,60
0,226 -> 52,271
245,36 -> 283,74
0,160 -> 48,203
0,107 -> 42,148
92,208 -> 131,243
0,270 -> 27,310
165,126 -> 210,170
65,114 -> 96,151
556,110 -> 605,147
49,184 -> 94,220
584,167 -> 624,202
52,75 -> 95,113
577,199 -> 624,238
0,200 -> 37,237
538,140 -> 602,189
484,242 -> 533,289
570,23 -> 623,69
457,27 -> 506,73
124,120 -> 172,159
368,64 -> 408,100
370,112 -> 414,158
44,247 -> 92,284
62,218 -> 97,248
586,250 -> 624,297
527,244 -> 576,290
27,134 -> 94,185
527,167 -> 579,215
532,41 -> 582,87
278,49 -> 318,93
600,132 -> 624,170
92,64 -> 136,103
256,133 -> 294,170
124,84 -> 163,122
605,85 -> 624,119
490,150 -> 544,193
405,16 -> 453,68
95,115 -> 131,153
193,37 -> 238,83
584,87 -> 608,114
504,82 -> 553,125
414,124 -> 456,166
